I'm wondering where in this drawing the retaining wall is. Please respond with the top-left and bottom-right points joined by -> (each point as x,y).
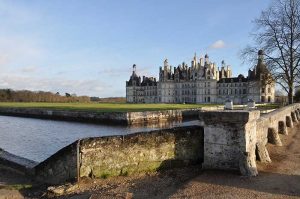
0,107 -> 215,125
34,126 -> 204,184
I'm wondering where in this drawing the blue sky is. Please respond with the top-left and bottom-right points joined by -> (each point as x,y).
0,0 -> 272,97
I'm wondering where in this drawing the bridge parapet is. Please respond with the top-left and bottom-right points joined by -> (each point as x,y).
199,103 -> 300,176
199,110 -> 260,176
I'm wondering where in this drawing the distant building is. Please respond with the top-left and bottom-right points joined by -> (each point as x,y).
126,50 -> 275,104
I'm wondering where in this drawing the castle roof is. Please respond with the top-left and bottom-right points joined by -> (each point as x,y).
218,74 -> 248,83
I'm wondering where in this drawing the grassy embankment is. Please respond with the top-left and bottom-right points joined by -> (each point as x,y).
0,102 -> 220,113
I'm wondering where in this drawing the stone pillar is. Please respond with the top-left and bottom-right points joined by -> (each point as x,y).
224,100 -> 233,110
278,121 -> 288,135
286,116 -> 293,128
255,142 -> 271,163
267,128 -> 282,146
247,99 -> 255,109
199,110 -> 260,176
291,112 -> 298,123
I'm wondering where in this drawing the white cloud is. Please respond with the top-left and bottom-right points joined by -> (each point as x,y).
208,40 -> 226,49
0,54 -> 9,67
21,66 -> 39,73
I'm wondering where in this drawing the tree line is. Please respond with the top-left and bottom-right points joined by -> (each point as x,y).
0,89 -> 90,103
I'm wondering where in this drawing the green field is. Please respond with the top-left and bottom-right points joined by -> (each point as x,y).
0,102 -> 220,112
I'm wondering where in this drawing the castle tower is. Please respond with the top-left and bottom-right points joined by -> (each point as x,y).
255,49 -> 268,79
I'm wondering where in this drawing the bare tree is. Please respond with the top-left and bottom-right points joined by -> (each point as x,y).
242,0 -> 300,104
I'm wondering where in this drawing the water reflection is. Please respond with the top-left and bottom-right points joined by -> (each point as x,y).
0,116 -> 200,162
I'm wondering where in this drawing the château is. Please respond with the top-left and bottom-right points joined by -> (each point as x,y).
126,50 -> 275,104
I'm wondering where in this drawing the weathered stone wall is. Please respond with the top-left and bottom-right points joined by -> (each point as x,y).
255,103 -> 300,163
0,107 -> 212,125
79,126 -> 203,178
34,141 -> 78,184
34,126 -> 204,184
0,148 -> 37,175
126,110 -> 183,124
199,110 -> 260,176
0,108 -> 129,125
25,103 -> 300,184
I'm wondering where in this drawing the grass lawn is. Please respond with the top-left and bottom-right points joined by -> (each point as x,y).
0,102 -> 220,112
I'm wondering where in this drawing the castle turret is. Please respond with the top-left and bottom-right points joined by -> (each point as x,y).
133,64 -> 136,74
191,53 -> 197,68
205,54 -> 209,65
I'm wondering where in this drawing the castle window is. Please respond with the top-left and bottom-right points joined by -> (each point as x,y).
268,87 -> 271,93
262,88 -> 265,93
243,89 -> 247,94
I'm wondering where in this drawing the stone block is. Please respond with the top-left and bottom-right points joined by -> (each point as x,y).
286,115 -> 293,128
255,142 -> 271,163
278,121 -> 288,135
267,128 -> 282,146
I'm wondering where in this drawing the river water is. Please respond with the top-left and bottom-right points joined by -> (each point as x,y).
0,115 -> 200,162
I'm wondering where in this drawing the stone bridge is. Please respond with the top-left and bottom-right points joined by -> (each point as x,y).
199,103 -> 300,176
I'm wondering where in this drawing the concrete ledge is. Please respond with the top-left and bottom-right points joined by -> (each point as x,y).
0,148 -> 37,175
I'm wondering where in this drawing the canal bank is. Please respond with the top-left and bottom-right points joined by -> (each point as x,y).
0,106 -> 219,125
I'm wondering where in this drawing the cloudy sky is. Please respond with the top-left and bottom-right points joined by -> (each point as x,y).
0,0 -> 272,97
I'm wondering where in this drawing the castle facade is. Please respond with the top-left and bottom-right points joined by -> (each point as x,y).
126,50 -> 275,104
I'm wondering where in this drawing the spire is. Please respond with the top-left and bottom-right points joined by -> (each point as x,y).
133,64 -> 136,73
222,60 -> 226,67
